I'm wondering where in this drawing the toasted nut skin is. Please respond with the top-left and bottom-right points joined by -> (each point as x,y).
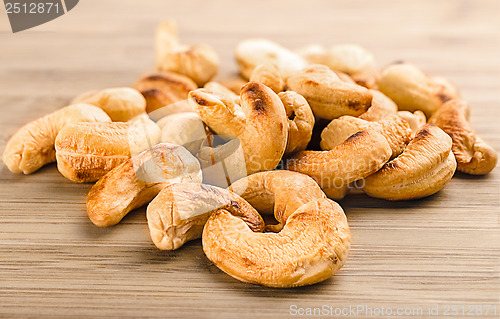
3,104 -> 111,175
429,100 -> 497,175
55,118 -> 161,183
203,82 -> 240,104
235,38 -> 307,80
250,63 -> 285,93
87,143 -> 202,227
202,198 -> 351,288
398,110 -> 426,137
132,71 -> 197,114
159,112 -> 208,154
278,91 -> 315,155
229,170 -> 326,232
358,90 -> 398,121
286,64 -> 373,120
190,82 -> 288,175
156,21 -> 219,86
321,114 -> 412,159
147,183 -> 264,250
378,63 -> 457,117
287,130 -> 392,196
72,87 -> 146,122
363,124 -> 456,200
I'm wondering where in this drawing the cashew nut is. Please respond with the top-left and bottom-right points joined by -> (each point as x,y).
358,90 -> 398,121
3,104 -> 111,175
202,198 -> 351,287
249,63 -> 285,93
155,20 -> 219,86
71,87 -> 146,122
363,124 -> 457,200
189,82 -> 288,175
428,100 -> 497,175
278,91 -> 315,155
158,112 -> 209,154
398,110 -> 426,137
55,117 -> 161,183
286,64 -> 373,120
147,183 -> 265,250
203,81 -> 240,105
87,143 -> 202,227
132,71 -> 197,113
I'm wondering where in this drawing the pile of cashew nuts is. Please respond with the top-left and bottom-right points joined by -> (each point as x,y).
2,21 -> 497,288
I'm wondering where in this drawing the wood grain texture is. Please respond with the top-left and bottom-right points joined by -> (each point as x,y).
0,0 -> 499,318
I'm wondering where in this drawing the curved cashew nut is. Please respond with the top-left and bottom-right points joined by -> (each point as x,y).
358,90 -> 398,121
87,143 -> 202,227
203,81 -> 240,105
286,64 -> 373,120
250,63 -> 286,93
320,114 -> 412,159
229,170 -> 326,232
287,130 -> 392,198
132,71 -> 197,113
429,100 -> 497,175
235,38 -> 307,80
3,104 -> 111,175
147,183 -> 265,250
363,124 -> 457,200
278,91 -> 315,155
155,21 -> 219,86
159,112 -> 208,154
202,198 -> 351,288
398,110 -> 426,137
189,82 -> 288,175
71,87 -> 146,122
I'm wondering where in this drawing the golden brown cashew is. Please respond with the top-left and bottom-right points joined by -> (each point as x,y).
398,110 -> 426,137
363,124 -> 457,200
229,170 -> 326,232
202,198 -> 351,288
87,143 -> 202,227
159,112 -> 208,154
278,91 -> 315,155
189,82 -> 288,175
147,183 -> 265,250
358,90 -> 398,121
287,130 -> 392,198
55,117 -> 161,183
378,63 -> 458,117
428,100 -> 497,175
155,21 -> 219,86
3,104 -> 111,175
132,71 -> 197,114
71,87 -> 146,122
203,82 -> 240,105
286,64 -> 373,120
250,63 -> 286,93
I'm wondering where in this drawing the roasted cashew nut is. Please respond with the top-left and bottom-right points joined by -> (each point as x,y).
358,90 -> 398,121
229,170 -> 326,232
429,100 -> 497,175
87,143 -> 202,227
203,81 -> 240,105
397,110 -> 426,137
147,183 -> 265,250
3,104 -> 111,175
189,82 -> 288,175
363,124 -> 457,200
159,112 -> 208,154
250,63 -> 286,94
286,64 -> 373,120
202,198 -> 351,288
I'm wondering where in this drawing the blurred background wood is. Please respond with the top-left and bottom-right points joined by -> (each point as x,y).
0,0 -> 499,317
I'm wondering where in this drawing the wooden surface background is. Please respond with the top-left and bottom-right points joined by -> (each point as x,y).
0,0 -> 499,318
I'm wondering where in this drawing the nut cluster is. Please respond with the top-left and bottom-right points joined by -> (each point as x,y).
2,21 -> 497,288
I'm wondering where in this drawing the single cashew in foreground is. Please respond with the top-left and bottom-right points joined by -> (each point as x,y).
378,63 -> 458,117
159,112 -> 208,154
235,38 -> 307,80
229,170 -> 326,232
398,110 -> 426,137
363,124 -> 457,200
250,63 -> 286,94
287,130 -> 391,199
278,91 -> 315,155
3,104 -> 111,175
71,87 -> 146,122
202,198 -> 351,288
320,114 -> 412,159
132,71 -> 197,113
155,20 -> 219,86
55,117 -> 161,183
147,183 -> 265,250
189,82 -> 288,175
87,143 -> 202,227
428,100 -> 497,175
358,90 -> 398,121
287,64 -> 373,120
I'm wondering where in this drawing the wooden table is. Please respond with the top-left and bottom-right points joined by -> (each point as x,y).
1,0 -> 499,317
